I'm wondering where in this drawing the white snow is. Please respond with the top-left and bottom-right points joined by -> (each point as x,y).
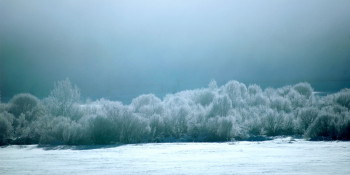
1,139 -> 350,175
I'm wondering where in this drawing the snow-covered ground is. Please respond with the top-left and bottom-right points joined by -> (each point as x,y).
1,138 -> 349,175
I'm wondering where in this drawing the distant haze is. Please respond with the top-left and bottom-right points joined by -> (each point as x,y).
1,0 -> 350,103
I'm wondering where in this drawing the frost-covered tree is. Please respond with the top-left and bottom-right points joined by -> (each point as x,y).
89,116 -> 118,144
208,95 -> 232,118
262,111 -> 284,136
43,78 -> 81,118
5,94 -> 44,144
8,93 -> 42,121
216,117 -> 233,140
293,82 -> 313,98
334,89 -> 350,109
131,94 -> 163,117
297,107 -> 318,133
221,80 -> 247,107
0,112 -> 14,145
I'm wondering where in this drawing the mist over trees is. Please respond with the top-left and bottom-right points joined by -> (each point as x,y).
0,79 -> 349,145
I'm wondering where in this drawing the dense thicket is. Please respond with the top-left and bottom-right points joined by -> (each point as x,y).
1,79 -> 349,145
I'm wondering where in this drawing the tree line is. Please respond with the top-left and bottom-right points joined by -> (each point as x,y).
1,79 -> 349,145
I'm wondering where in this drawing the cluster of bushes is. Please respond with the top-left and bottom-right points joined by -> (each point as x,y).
1,79 -> 349,145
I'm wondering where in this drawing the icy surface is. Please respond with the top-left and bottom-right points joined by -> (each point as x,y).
1,139 -> 350,175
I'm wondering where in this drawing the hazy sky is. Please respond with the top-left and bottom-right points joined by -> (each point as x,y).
1,0 -> 350,103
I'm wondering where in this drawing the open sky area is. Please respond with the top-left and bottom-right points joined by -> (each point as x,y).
1,0 -> 350,103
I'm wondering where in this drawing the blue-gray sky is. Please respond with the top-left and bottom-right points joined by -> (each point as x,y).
1,0 -> 350,103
